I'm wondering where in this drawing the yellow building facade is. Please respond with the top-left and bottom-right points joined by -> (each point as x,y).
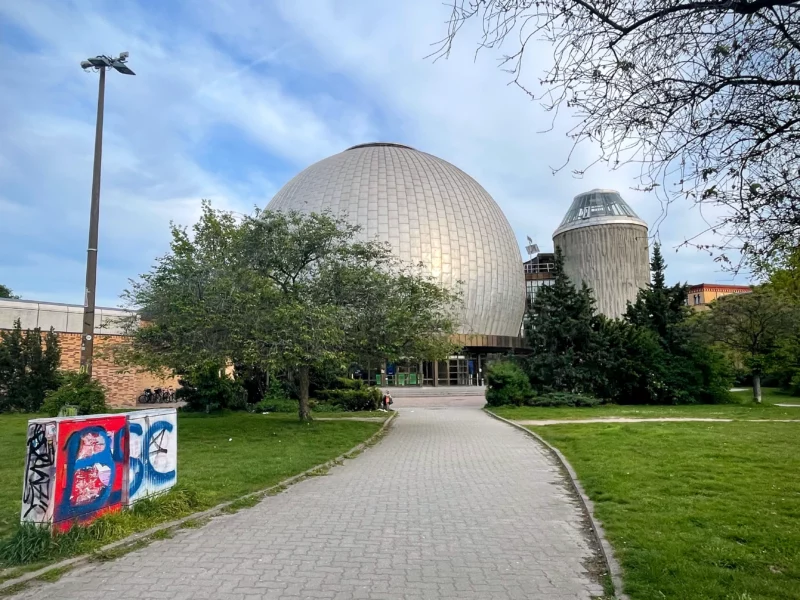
687,283 -> 752,311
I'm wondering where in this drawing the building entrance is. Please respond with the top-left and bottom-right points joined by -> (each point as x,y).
423,355 -> 485,386
369,353 -> 503,387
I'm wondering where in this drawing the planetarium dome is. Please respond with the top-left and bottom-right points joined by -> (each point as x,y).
267,142 -> 525,338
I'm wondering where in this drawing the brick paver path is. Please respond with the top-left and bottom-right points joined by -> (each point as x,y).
14,408 -> 604,600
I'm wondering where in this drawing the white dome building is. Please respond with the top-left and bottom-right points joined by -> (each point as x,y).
267,143 -> 525,386
268,142 -> 526,385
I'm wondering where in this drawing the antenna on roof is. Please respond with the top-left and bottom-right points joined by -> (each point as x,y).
525,237 -> 539,260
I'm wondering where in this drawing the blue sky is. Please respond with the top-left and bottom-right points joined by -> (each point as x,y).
0,1 -> 747,307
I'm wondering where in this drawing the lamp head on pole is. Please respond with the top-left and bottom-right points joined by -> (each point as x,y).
81,52 -> 135,75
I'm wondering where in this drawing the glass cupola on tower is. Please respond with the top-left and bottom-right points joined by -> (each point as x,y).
554,189 -> 647,236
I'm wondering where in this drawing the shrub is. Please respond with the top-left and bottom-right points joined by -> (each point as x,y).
176,363 -> 246,412
485,361 -> 532,407
250,397 -> 298,413
310,402 -> 344,413
326,377 -> 369,391
682,344 -> 734,404
526,392 -> 602,407
594,320 -> 674,405
316,384 -> 381,411
42,372 -> 108,416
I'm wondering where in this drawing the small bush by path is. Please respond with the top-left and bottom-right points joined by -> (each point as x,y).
531,420 -> 800,600
491,388 -> 800,421
0,412 -> 381,568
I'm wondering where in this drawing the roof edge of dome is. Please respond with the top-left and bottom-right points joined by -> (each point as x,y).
574,188 -> 621,198
345,142 -> 416,151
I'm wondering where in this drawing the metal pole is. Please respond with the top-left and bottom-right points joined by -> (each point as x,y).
79,66 -> 106,377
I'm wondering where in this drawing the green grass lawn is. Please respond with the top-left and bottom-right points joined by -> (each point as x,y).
492,388 -> 800,421
0,411 -> 382,567
0,414 -> 36,541
532,421 -> 800,600
175,412 -> 381,507
310,411 -> 388,419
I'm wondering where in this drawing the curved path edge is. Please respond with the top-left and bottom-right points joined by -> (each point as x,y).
485,409 -> 629,600
0,412 -> 397,594
515,416 -> 800,426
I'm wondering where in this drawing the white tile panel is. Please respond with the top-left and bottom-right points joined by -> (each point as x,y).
36,307 -> 69,332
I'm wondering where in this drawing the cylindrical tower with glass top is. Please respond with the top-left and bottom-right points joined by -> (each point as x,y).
552,189 -> 650,317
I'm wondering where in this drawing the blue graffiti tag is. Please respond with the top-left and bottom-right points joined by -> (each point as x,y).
57,425 -> 123,521
129,419 -> 176,498
127,422 -> 145,498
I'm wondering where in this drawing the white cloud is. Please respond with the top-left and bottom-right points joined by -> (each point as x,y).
268,0 -> 748,284
0,0 -> 749,310
0,0 -> 377,304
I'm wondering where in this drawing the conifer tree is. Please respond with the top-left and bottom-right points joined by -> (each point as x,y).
525,248 -> 602,393
625,244 -> 732,403
625,243 -> 689,348
0,320 -> 61,412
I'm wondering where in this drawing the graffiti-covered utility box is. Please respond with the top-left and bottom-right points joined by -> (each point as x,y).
126,409 -> 177,505
22,414 -> 128,532
21,408 -> 178,531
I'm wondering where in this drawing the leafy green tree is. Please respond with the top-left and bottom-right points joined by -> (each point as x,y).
698,287 -> 796,402
0,320 -> 61,412
759,247 -> 800,393
525,248 -> 603,394
0,284 -> 18,299
762,246 -> 800,304
765,332 -> 800,395
120,203 -> 460,420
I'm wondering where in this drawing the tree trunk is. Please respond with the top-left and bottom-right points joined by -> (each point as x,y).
753,373 -> 762,404
297,365 -> 312,421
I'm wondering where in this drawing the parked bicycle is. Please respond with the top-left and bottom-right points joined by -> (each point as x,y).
137,387 -> 176,404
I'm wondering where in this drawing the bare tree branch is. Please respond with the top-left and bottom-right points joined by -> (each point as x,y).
432,0 -> 800,271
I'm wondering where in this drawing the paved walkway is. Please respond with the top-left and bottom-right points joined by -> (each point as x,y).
14,408 -> 604,600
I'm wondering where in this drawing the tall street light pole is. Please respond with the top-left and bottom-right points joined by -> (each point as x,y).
79,53 -> 135,377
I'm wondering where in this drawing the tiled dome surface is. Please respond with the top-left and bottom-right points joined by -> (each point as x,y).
268,143 -> 525,337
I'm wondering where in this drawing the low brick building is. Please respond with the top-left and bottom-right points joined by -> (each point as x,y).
0,298 -> 177,407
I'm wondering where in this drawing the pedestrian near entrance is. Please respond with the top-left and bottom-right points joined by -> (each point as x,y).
381,390 -> 394,411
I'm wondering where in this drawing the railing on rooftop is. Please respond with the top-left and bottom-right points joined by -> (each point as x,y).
524,263 -> 555,274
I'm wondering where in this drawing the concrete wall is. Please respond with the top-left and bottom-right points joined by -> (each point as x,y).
554,223 -> 650,317
0,298 -> 136,335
